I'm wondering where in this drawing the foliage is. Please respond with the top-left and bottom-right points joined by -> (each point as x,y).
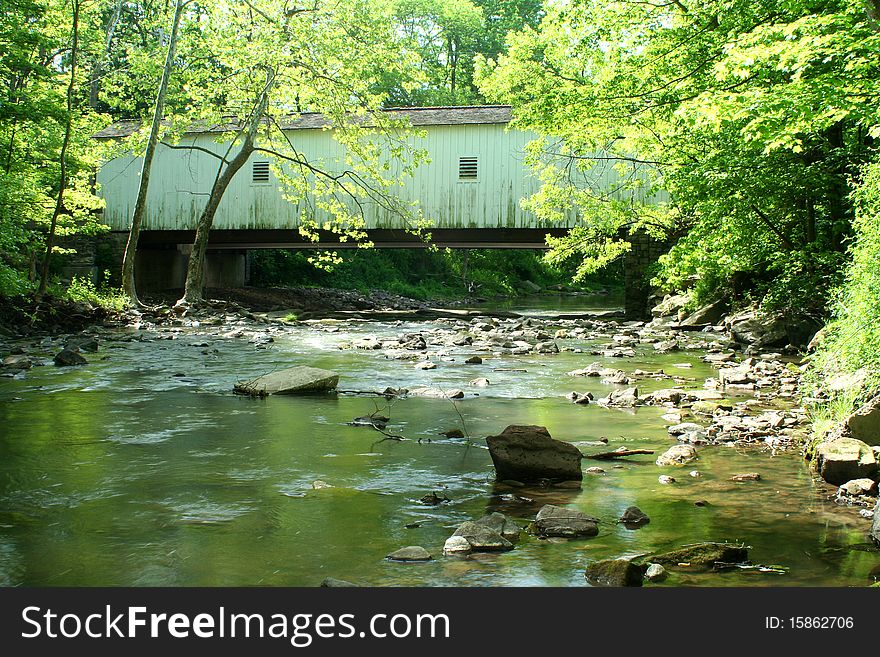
64,271 -> 126,310
248,248 -> 600,299
805,161 -> 880,429
479,0 -> 880,316
0,0 -> 110,297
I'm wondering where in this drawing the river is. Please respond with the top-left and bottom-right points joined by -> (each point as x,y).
0,295 -> 876,586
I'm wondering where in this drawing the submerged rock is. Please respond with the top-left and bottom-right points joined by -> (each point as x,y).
233,365 -> 338,395
585,559 -> 645,587
815,437 -> 878,485
533,504 -> 598,538
641,542 -> 748,570
386,546 -> 432,562
486,425 -> 583,482
473,512 -> 521,542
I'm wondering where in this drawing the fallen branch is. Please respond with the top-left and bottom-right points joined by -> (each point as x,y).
585,448 -> 655,460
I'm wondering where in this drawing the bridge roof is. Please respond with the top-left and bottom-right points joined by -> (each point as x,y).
93,105 -> 513,139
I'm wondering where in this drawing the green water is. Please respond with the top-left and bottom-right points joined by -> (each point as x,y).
0,305 -> 876,587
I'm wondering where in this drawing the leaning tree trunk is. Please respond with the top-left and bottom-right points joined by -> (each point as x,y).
178,72 -> 275,306
37,0 -> 80,298
121,0 -> 187,306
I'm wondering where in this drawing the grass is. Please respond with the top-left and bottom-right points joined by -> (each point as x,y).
64,272 -> 127,311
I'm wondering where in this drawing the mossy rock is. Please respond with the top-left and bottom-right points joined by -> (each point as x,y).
636,542 -> 748,571
585,559 -> 646,586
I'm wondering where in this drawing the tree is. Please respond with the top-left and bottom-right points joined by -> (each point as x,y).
480,0 -> 880,315
120,0 -> 188,305
169,0 -> 425,306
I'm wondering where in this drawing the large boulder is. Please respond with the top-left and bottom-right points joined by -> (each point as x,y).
533,504 -> 598,538
234,366 -> 338,395
486,425 -> 583,482
815,437 -> 878,485
845,396 -> 880,446
679,299 -> 728,327
640,542 -> 748,571
585,559 -> 645,586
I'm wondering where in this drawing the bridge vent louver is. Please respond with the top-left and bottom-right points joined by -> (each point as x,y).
458,156 -> 478,180
252,160 -> 270,183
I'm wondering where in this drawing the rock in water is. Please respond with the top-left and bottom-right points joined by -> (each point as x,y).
619,506 -> 650,526
486,425 -> 583,482
233,366 -> 338,396
386,546 -> 432,562
533,504 -> 598,538
585,559 -> 645,586
644,563 -> 668,582
54,349 -> 87,366
641,542 -> 748,571
473,512 -> 521,542
655,444 -> 698,466
450,521 -> 513,552
845,396 -> 880,446
815,437 -> 878,485
320,577 -> 359,587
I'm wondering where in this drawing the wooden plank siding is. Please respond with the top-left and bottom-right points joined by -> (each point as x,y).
96,111 -> 665,234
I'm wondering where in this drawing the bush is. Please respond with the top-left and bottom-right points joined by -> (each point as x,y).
805,161 -> 880,432
65,272 -> 127,311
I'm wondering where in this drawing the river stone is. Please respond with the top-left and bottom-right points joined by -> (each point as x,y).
473,512 -> 521,542
585,559 -> 645,587
815,437 -> 878,485
320,577 -> 359,587
54,349 -> 87,366
234,366 -> 338,395
838,478 -> 877,496
486,425 -> 583,482
667,422 -> 704,437
2,354 -> 32,369
407,387 -> 465,399
533,504 -> 599,538
465,355 -> 483,364
451,521 -> 514,552
443,535 -> 473,555
619,506 -> 650,526
641,542 -> 748,570
656,444 -> 698,466
644,563 -> 668,582
845,396 -> 880,446
66,336 -> 99,352
386,546 -> 432,562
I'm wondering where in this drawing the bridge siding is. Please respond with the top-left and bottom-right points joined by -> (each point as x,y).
97,122 -> 661,233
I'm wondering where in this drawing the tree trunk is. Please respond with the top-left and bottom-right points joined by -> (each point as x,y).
178,72 -> 275,306
37,0 -> 80,298
121,0 -> 186,306
89,0 -> 124,109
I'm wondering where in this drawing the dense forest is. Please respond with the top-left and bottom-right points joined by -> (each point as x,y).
1,1 -> 879,437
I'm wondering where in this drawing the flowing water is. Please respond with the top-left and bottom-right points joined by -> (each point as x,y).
0,297 -> 876,587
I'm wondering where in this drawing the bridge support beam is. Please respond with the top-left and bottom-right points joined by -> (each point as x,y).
623,230 -> 671,320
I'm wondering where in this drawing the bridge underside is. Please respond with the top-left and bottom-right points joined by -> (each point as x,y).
131,227 -> 570,250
